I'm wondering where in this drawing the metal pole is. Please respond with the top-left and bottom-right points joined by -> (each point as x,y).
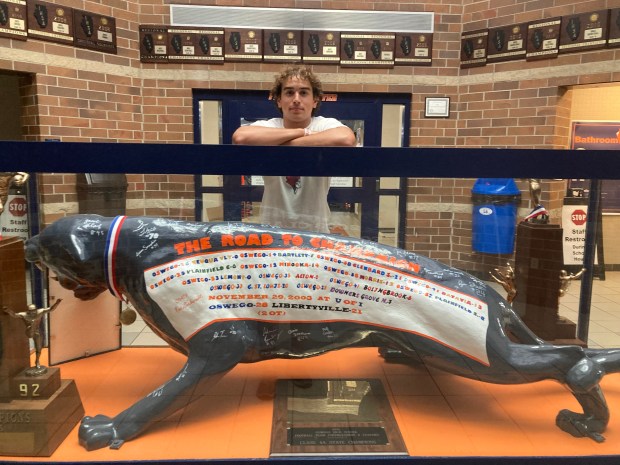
577,179 -> 602,344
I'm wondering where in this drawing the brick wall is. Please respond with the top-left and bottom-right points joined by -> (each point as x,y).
1,0 -> 618,273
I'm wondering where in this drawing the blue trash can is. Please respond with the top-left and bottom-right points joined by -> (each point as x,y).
471,178 -> 521,254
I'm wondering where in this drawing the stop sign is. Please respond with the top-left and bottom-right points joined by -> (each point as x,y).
571,209 -> 587,226
8,197 -> 27,217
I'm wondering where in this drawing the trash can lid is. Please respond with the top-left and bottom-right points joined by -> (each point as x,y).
471,178 -> 520,196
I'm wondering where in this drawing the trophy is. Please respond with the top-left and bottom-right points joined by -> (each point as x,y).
522,178 -> 549,224
509,179 -> 583,344
0,173 -> 84,456
4,301 -> 62,377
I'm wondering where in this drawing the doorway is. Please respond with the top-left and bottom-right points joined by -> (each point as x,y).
193,90 -> 411,247
0,74 -> 22,140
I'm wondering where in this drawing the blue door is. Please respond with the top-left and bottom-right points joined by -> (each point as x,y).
194,90 -> 410,246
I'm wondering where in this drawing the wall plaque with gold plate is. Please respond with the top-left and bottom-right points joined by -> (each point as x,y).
526,17 -> 561,61
486,23 -> 527,63
139,25 -> 168,63
460,29 -> 488,68
73,9 -> 117,54
559,10 -> 609,54
0,0 -> 27,41
224,28 -> 262,62
340,32 -> 395,68
26,0 -> 73,45
608,8 -> 620,48
302,31 -> 340,64
395,33 -> 432,66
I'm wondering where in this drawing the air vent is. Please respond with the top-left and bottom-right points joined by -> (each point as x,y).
170,5 -> 434,33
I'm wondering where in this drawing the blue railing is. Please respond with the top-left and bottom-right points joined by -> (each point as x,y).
1,141 -> 619,178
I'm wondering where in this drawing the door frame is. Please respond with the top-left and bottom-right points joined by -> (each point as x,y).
193,89 -> 410,245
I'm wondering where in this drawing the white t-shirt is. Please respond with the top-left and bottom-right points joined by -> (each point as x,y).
250,116 -> 345,233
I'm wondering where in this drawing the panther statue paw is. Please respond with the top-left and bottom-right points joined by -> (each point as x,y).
78,414 -> 122,451
556,409 -> 606,443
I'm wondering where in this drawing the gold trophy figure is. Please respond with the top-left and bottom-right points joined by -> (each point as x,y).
3,299 -> 62,376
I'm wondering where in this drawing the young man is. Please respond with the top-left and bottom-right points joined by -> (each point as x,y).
232,65 -> 356,233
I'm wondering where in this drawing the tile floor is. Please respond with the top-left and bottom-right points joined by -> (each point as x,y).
121,272 -> 620,349
558,271 -> 620,348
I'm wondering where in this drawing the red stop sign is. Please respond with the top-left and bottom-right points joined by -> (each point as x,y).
571,209 -> 587,226
8,197 -> 27,217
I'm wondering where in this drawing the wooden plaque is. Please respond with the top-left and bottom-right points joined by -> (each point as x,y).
224,28 -> 262,62
73,9 -> 117,54
270,379 -> 407,456
460,29 -> 488,68
559,10 -> 609,54
394,33 -> 432,66
0,380 -> 84,456
608,8 -> 620,48
263,29 -> 302,63
167,27 -> 224,64
26,0 -> 73,45
526,17 -> 561,61
340,32 -> 395,68
0,0 -> 27,41
302,30 -> 340,64
139,25 -> 168,63
487,23 -> 527,63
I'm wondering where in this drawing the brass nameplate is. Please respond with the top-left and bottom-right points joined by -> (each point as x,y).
270,379 -> 407,456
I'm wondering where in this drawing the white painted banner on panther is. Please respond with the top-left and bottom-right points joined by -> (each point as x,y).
144,248 -> 489,365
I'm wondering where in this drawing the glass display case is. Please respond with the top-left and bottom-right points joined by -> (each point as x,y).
1,141 -> 620,465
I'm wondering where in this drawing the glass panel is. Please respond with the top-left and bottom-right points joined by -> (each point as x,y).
201,174 -> 223,187
328,201 -> 361,237
239,200 -> 362,238
380,105 -> 404,191
13,166 -> 620,459
202,192 -> 224,222
378,195 -> 399,247
199,101 -> 223,189
341,119 -> 364,147
380,104 -> 404,148
240,200 -> 260,224
334,120 -> 363,188
199,100 -> 222,144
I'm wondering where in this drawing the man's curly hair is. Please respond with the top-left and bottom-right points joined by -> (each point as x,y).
271,65 -> 323,116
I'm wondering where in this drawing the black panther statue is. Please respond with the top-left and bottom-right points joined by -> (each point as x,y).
25,214 -> 620,450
